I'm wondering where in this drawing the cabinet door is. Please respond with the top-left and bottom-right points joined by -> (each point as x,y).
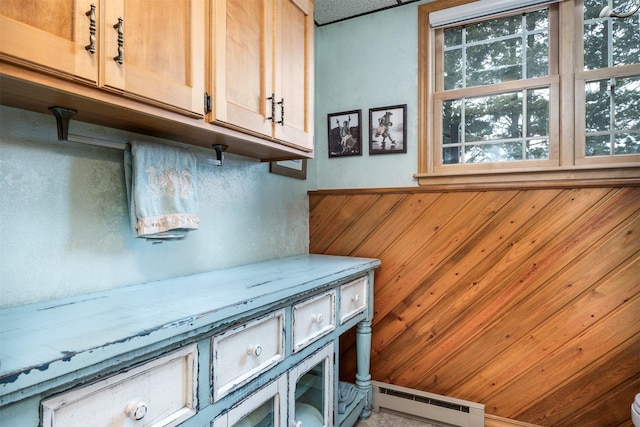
101,0 -> 204,117
212,375 -> 287,427
289,343 -> 334,427
210,0 -> 274,137
0,0 -> 97,83
273,0 -> 314,151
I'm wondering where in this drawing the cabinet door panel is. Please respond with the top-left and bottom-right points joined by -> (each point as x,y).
289,343 -> 334,427
212,375 -> 287,427
211,0 -> 273,137
102,0 -> 204,116
274,0 -> 314,150
0,0 -> 96,83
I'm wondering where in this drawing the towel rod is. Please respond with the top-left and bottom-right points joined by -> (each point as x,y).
48,106 -> 228,166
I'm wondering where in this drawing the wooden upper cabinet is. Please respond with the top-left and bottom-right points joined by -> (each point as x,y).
0,0 -> 313,160
0,0 -> 98,84
273,0 -> 314,151
210,0 -> 314,152
211,0 -> 274,138
0,0 -> 204,117
101,0 -> 205,117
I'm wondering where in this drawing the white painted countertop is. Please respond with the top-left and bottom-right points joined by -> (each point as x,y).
0,254 -> 380,404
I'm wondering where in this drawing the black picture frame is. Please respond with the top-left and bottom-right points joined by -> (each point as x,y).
269,159 -> 307,180
327,109 -> 362,157
369,104 -> 407,155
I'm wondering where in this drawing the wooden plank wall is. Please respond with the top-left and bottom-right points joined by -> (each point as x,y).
309,185 -> 640,427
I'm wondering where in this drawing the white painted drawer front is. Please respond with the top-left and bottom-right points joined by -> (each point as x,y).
212,309 -> 285,400
41,344 -> 198,427
292,291 -> 336,353
339,276 -> 368,324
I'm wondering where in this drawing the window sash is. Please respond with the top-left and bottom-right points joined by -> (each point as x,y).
431,5 -> 560,172
574,0 -> 640,165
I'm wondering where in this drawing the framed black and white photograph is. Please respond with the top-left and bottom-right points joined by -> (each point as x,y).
269,159 -> 307,180
327,109 -> 362,157
369,104 -> 407,155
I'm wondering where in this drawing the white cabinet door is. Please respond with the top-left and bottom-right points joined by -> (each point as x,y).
212,375 -> 288,427
289,343 -> 335,427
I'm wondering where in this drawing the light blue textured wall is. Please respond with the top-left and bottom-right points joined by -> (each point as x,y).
0,105 -> 312,307
314,1 -> 428,189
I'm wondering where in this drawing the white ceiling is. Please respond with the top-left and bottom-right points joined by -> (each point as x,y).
314,0 -> 422,26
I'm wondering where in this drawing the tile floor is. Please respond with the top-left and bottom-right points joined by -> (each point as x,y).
355,410 -> 439,427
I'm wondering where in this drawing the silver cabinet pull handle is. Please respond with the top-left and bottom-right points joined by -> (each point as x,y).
113,17 -> 124,64
267,94 -> 276,123
277,98 -> 284,126
85,4 -> 96,54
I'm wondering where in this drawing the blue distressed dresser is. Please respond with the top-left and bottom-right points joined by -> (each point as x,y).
0,254 -> 380,427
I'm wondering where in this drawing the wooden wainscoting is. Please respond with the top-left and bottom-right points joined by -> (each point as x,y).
309,184 -> 640,427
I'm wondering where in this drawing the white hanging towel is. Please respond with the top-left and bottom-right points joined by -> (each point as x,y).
124,141 -> 199,241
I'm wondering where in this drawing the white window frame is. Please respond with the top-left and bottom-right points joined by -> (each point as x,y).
416,0 -> 640,188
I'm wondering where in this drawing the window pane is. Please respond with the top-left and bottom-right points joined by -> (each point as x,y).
615,133 -> 640,154
585,134 -> 611,156
467,38 -> 522,85
444,26 -> 462,45
444,48 -> 463,89
443,146 -> 461,164
527,32 -> 549,78
527,139 -> 549,159
442,99 -> 462,145
583,20 -> 608,70
612,18 -> 640,66
526,9 -> 548,31
615,76 -> 640,130
583,0 -> 640,70
527,88 -> 550,137
465,92 -> 523,142
584,0 -> 605,20
585,80 -> 611,132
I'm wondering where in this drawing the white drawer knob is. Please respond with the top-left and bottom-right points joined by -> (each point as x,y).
351,294 -> 360,303
125,401 -> 148,421
312,313 -> 323,323
246,344 -> 263,357
293,422 -> 303,427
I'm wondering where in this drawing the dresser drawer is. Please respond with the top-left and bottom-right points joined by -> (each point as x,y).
339,276 -> 368,324
41,344 -> 198,427
292,291 -> 336,353
212,309 -> 285,400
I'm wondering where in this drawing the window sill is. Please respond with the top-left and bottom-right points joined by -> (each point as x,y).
414,164 -> 640,190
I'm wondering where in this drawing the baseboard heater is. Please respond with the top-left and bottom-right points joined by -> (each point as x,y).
371,381 -> 485,427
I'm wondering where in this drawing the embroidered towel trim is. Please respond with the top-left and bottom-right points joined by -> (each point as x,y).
125,140 -> 199,240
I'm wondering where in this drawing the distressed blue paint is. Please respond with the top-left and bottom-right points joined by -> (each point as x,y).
0,255 -> 380,410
